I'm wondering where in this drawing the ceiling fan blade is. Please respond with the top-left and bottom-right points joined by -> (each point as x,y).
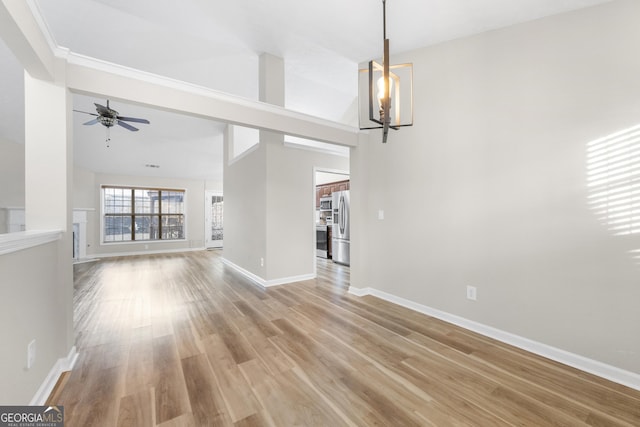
116,116 -> 150,124
73,109 -> 98,116
82,118 -> 99,126
116,120 -> 139,131
94,103 -> 115,117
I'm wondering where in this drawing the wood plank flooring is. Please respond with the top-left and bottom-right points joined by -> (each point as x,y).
53,250 -> 640,426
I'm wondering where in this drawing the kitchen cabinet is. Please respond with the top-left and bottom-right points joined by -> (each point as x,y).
316,180 -> 350,207
331,181 -> 349,194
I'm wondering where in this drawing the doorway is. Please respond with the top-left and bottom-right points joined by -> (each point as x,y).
205,191 -> 224,248
314,168 -> 349,266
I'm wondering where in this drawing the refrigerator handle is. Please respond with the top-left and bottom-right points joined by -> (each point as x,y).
338,196 -> 342,233
340,195 -> 345,234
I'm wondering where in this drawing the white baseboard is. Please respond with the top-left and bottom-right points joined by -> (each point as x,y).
264,273 -> 315,287
91,246 -> 205,259
72,258 -> 99,265
30,346 -> 79,405
222,258 -> 315,288
348,286 -> 371,297
348,286 -> 640,392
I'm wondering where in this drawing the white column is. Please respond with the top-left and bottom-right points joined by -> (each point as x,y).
23,72 -> 75,351
24,72 -> 72,231
259,53 -> 285,106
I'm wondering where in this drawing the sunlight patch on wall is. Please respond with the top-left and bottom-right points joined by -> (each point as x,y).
587,124 -> 640,236
627,248 -> 640,264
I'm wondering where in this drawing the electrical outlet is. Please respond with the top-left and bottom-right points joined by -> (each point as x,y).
27,339 -> 36,369
466,286 -> 477,301
260,257 -> 264,267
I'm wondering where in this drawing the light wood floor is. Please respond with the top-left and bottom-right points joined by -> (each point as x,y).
50,250 -> 640,426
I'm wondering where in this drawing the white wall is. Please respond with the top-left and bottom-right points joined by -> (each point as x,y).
74,169 -> 208,256
0,73 -> 74,404
0,240 -> 69,404
224,132 -> 349,283
205,179 -> 223,193
351,0 -> 640,375
265,137 -> 349,280
224,52 -> 351,284
0,0 -> 353,406
0,138 -> 25,233
223,133 -> 268,277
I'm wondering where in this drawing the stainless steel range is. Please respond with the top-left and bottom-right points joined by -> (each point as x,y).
316,224 -> 329,258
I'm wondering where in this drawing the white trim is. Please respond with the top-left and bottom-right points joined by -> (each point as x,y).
100,239 -> 188,247
348,286 -> 640,392
314,167 -> 351,180
222,258 -> 265,287
26,0 -> 60,55
29,346 -> 78,406
284,140 -> 349,158
73,258 -> 99,265
65,52 -> 359,142
265,273 -> 316,287
0,230 -> 62,256
25,0 -> 361,147
348,286 -> 371,297
312,167 -> 350,277
222,257 -> 315,289
72,209 -> 90,261
95,246 -> 204,259
204,191 -> 224,249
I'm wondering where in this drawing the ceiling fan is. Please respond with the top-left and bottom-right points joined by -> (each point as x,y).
73,99 -> 150,146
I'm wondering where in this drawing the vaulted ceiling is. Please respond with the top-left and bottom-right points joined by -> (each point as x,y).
0,0 -> 612,181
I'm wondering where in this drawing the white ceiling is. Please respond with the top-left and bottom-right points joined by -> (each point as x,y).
72,94 -> 226,180
1,0 -> 612,181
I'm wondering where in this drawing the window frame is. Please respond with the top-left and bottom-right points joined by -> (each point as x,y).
100,185 -> 187,244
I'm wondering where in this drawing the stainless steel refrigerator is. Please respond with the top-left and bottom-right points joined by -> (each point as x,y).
332,190 -> 350,265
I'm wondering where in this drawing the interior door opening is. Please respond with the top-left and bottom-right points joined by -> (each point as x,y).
205,192 -> 223,248
314,169 -> 349,266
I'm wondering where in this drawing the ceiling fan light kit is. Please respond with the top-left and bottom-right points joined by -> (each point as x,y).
97,116 -> 116,127
73,99 -> 150,147
358,0 -> 413,143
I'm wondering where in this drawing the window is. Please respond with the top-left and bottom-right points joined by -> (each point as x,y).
102,186 -> 185,242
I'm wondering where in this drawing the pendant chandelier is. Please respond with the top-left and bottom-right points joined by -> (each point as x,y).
359,0 -> 413,143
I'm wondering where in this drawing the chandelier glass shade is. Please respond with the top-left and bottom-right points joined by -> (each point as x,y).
358,0 -> 413,143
